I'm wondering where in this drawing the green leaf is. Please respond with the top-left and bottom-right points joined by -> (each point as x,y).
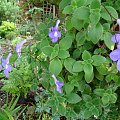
65,17 -> 73,30
73,6 -> 90,20
72,61 -> 84,72
105,74 -> 119,82
62,5 -> 73,14
90,0 -> 100,9
96,64 -> 108,75
59,36 -> 73,50
73,48 -> 82,59
64,58 -> 76,73
50,51 -> 58,60
82,94 -> 92,102
49,58 -> 62,76
92,55 -> 106,66
88,23 -> 103,44
75,0 -> 87,7
39,23 -> 47,30
67,93 -> 82,104
58,50 -> 70,59
82,50 -> 91,60
84,63 -> 93,83
71,16 -> 84,30
59,0 -> 71,10
104,32 -> 115,50
94,70 -> 104,81
41,46 -> 53,56
76,31 -> 86,46
102,93 -> 110,105
65,83 -> 74,94
91,107 -> 99,117
39,39 -> 49,49
50,44 -> 59,59
101,6 -> 118,21
58,105 -> 66,116
109,94 -> 117,103
94,88 -> 105,96
83,108 -> 92,119
90,10 -> 101,25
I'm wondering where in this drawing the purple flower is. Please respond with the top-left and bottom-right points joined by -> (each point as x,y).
16,40 -> 26,58
2,53 -> 12,78
52,74 -> 64,94
49,20 -> 61,43
112,33 -> 120,43
110,49 -> 120,71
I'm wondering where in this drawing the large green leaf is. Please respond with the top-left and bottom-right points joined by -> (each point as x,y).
59,36 -> 73,50
90,10 -> 101,25
65,17 -> 73,30
67,93 -> 82,104
84,63 -> 93,83
96,64 -> 108,75
101,6 -> 118,21
58,50 -> 70,59
102,93 -> 110,105
109,94 -> 117,103
64,58 -> 76,73
72,61 -> 84,72
90,0 -> 100,9
104,32 -> 115,50
94,88 -> 105,96
92,55 -> 106,66
62,5 -> 73,14
50,44 -> 59,59
73,6 -> 90,20
41,46 -> 53,56
65,83 -> 74,94
59,0 -> 71,10
49,58 -> 62,76
71,16 -> 84,30
82,50 -> 91,60
76,31 -> 86,46
88,23 -> 103,44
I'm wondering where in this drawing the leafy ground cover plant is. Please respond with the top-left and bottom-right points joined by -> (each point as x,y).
1,0 -> 120,119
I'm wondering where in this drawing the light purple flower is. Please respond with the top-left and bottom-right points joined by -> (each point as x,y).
112,33 -> 120,43
16,39 -> 26,58
2,53 -> 12,78
110,49 -> 120,71
49,20 -> 61,43
52,74 -> 64,94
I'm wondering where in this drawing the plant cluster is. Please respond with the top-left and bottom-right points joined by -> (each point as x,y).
0,0 -> 19,22
0,21 -> 16,38
1,0 -> 120,119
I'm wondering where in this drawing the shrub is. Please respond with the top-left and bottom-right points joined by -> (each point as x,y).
0,0 -> 19,22
0,21 -> 16,38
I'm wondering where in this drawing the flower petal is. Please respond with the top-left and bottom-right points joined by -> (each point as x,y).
7,65 -> 12,72
56,86 -> 62,94
117,60 -> 120,71
16,40 -> 26,58
52,74 -> 64,93
112,34 -> 120,43
110,49 -> 120,61
4,69 -> 9,78
52,38 -> 58,43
